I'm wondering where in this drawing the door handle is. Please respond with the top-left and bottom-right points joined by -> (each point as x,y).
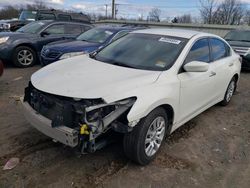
209,71 -> 216,77
229,62 -> 234,67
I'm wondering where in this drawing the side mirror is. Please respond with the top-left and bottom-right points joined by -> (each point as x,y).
184,61 -> 209,72
40,31 -> 50,37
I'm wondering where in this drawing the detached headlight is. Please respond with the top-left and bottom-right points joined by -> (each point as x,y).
244,48 -> 250,56
85,97 -> 136,123
0,37 -> 9,44
3,23 -> 10,30
59,51 -> 86,60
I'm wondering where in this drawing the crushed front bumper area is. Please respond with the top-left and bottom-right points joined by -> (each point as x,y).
22,99 -> 79,147
21,83 -> 136,152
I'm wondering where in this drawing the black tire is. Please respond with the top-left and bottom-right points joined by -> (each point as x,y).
123,107 -> 168,165
12,46 -> 37,68
220,77 -> 237,106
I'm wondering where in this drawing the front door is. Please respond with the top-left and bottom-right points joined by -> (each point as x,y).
177,38 -> 217,123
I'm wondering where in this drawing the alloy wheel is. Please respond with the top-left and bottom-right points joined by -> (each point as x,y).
17,49 -> 34,66
144,116 -> 166,157
226,80 -> 235,102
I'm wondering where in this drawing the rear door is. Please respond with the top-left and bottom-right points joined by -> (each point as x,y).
177,38 -> 217,122
209,38 -> 234,99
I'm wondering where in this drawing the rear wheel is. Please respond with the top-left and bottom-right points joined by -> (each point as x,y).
13,46 -> 36,68
123,107 -> 168,165
220,77 -> 236,106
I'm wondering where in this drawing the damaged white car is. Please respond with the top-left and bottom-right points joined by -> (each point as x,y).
22,29 -> 241,165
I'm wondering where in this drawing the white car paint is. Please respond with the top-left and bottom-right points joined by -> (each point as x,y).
31,28 -> 241,134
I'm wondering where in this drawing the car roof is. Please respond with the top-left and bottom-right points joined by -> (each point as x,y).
33,20 -> 91,25
95,25 -> 146,32
132,28 -> 204,39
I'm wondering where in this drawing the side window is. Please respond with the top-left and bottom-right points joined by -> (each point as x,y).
65,24 -> 82,35
81,25 -> 92,32
185,38 -> 210,64
111,31 -> 129,42
210,38 -> 228,61
38,13 -> 56,20
44,24 -> 64,34
58,14 -> 71,21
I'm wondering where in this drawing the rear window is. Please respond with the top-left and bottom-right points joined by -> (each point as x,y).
38,13 -> 56,20
58,14 -> 71,21
225,30 -> 250,42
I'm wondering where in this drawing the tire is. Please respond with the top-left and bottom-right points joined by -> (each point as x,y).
220,77 -> 237,106
12,46 -> 37,68
123,107 -> 168,165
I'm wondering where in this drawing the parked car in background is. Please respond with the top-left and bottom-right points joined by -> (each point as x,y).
0,60 -> 3,77
0,20 -> 93,68
224,30 -> 250,70
22,29 -> 241,165
40,25 -> 147,66
0,9 -> 90,32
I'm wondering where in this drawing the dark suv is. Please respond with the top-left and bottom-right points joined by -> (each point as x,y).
0,9 -> 90,32
224,30 -> 250,70
0,20 -> 93,67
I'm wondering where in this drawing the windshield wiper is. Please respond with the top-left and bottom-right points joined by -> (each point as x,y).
112,61 -> 138,69
238,40 -> 250,42
226,39 -> 250,42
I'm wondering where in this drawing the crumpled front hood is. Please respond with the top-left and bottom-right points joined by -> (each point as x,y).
31,55 -> 161,101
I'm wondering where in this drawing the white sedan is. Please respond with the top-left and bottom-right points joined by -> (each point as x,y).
22,28 -> 241,165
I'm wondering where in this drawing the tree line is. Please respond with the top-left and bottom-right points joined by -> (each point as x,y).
0,2 -> 47,20
0,0 -> 249,25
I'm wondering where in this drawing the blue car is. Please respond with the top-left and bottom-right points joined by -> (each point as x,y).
40,25 -> 146,66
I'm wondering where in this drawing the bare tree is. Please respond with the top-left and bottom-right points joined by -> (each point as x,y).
214,0 -> 245,25
200,0 -> 245,25
26,1 -> 48,10
199,0 -> 217,24
243,10 -> 250,25
0,6 -> 19,20
148,8 -> 161,22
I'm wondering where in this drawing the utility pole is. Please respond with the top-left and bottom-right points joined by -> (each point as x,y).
104,4 -> 108,19
112,0 -> 115,19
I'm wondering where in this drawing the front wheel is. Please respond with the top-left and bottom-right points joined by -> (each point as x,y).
123,108 -> 168,165
220,77 -> 236,106
12,46 -> 37,68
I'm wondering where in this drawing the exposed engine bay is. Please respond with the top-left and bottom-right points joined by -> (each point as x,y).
23,82 -> 136,153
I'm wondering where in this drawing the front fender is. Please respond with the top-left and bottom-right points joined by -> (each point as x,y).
104,77 -> 180,126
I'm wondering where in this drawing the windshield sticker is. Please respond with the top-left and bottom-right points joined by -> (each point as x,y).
105,31 -> 113,35
159,37 -> 181,44
155,61 -> 167,68
38,22 -> 45,25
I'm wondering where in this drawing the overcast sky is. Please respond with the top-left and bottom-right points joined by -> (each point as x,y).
1,0 -> 250,20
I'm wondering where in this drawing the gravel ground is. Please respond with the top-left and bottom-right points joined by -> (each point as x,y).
0,65 -> 250,188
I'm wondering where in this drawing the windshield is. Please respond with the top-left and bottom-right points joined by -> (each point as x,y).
19,10 -> 37,21
77,28 -> 114,43
225,30 -> 250,42
17,21 -> 46,34
94,33 -> 187,71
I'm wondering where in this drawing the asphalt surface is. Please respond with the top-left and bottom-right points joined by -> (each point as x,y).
0,65 -> 250,188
